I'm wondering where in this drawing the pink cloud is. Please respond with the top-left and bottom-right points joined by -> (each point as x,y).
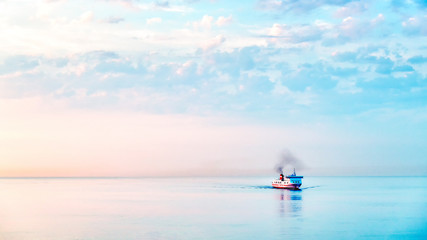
216,15 -> 232,26
201,34 -> 225,51
193,15 -> 214,30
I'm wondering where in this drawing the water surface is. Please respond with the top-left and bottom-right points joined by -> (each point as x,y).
0,177 -> 425,239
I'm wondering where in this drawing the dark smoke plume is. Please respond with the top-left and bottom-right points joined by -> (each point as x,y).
275,150 -> 305,174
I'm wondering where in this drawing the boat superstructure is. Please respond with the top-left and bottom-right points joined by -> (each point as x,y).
272,169 -> 303,189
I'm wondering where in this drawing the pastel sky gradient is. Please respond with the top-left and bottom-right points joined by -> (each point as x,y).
0,0 -> 426,176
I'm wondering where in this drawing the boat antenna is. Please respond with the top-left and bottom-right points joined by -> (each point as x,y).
293,168 -> 296,175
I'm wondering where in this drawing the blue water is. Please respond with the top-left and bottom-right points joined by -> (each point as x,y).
0,177 -> 425,239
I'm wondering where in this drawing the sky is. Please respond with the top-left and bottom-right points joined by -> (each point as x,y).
0,0 -> 426,177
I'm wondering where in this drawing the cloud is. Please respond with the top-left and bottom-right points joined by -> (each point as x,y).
331,51 -> 358,62
328,66 -> 358,77
101,0 -> 192,12
209,46 -> 262,77
272,81 -> 316,106
79,11 -> 94,23
339,17 -> 365,38
375,57 -> 394,74
272,81 -> 292,95
322,14 -> 388,46
175,61 -> 197,77
282,61 -> 336,91
402,16 -> 427,36
370,13 -> 385,25
265,23 -> 324,43
393,65 -> 414,72
216,15 -> 232,26
0,41 -> 425,130
331,46 -> 387,63
257,0 -> 354,13
138,1 -> 193,12
193,15 -> 232,30
201,34 -> 225,51
193,15 -> 214,30
360,72 -> 426,92
155,0 -> 170,8
408,56 -> 427,64
103,16 -> 125,24
334,1 -> 367,18
0,0 -> 425,121
336,81 -> 362,94
0,55 -> 40,74
44,0 -> 66,2
146,17 -> 162,25
268,23 -> 283,36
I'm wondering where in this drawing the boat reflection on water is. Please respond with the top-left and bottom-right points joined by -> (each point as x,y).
278,189 -> 302,217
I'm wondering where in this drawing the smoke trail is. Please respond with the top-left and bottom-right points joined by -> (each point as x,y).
275,150 -> 304,174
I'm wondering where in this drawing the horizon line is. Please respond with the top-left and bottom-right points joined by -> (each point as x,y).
0,175 -> 426,178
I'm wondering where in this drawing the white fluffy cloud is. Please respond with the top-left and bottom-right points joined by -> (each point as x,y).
265,23 -> 324,43
201,34 -> 226,51
147,17 -> 162,25
193,15 -> 214,30
216,15 -> 232,26
193,15 -> 233,30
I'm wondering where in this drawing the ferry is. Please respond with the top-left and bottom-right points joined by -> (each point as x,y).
272,169 -> 303,189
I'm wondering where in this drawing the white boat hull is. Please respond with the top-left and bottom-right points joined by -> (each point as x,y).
272,182 -> 301,189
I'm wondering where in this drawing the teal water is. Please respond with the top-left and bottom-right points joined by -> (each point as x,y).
0,177 -> 425,239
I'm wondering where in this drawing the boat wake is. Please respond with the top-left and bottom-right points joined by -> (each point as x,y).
235,185 -> 320,190
299,185 -> 320,190
211,184 -> 320,190
217,185 -> 274,190
246,185 -> 275,189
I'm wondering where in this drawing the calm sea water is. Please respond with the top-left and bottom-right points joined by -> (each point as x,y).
0,177 -> 425,240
